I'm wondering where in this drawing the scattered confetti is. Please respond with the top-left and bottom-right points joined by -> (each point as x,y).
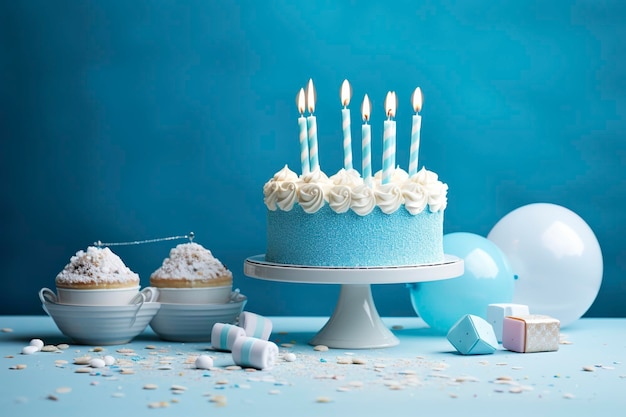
316,396 -> 333,403
209,395 -> 227,406
147,401 -> 169,409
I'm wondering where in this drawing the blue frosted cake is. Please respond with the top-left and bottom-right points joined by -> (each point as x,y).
263,165 -> 448,267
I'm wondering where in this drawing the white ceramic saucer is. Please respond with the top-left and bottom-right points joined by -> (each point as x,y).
149,291 -> 247,342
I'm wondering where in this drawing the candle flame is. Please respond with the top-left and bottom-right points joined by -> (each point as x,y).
412,87 -> 423,113
340,79 -> 352,107
385,91 -> 397,119
296,88 -> 306,115
361,94 -> 371,122
306,78 -> 316,114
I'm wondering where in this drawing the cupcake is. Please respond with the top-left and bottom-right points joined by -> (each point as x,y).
150,242 -> 233,304
54,246 -> 140,305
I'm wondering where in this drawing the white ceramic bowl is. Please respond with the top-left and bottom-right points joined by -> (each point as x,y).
41,292 -> 161,345
155,285 -> 232,304
150,292 -> 247,342
41,286 -> 159,306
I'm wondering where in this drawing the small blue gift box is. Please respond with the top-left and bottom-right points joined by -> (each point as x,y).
447,314 -> 498,355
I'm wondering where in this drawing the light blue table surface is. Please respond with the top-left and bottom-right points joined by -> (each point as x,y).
1,315 -> 624,416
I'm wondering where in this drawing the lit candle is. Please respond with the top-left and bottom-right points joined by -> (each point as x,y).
409,87 -> 423,177
340,79 -> 353,171
361,94 -> 372,186
296,88 -> 310,175
382,91 -> 397,185
306,79 -> 319,172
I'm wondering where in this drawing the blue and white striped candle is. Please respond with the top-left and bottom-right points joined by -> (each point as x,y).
231,337 -> 279,370
382,91 -> 397,185
409,87 -> 423,177
306,79 -> 319,171
361,94 -> 372,186
296,88 -> 310,175
340,79 -> 353,170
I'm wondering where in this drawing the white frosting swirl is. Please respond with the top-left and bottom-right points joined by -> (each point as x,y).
402,182 -> 428,215
276,181 -> 299,211
410,167 -> 448,212
330,168 -> 363,187
262,165 -> 447,215
350,184 -> 376,216
299,183 -> 326,213
374,182 -> 404,214
263,165 -> 299,211
328,185 -> 352,213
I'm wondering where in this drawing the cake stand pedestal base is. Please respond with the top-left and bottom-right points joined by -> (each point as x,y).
244,255 -> 464,349
310,284 -> 398,349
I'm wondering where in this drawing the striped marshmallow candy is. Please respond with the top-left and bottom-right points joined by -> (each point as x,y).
239,311 -> 273,341
211,323 -> 246,352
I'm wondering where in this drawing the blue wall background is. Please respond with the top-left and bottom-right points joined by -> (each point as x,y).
1,0 -> 625,317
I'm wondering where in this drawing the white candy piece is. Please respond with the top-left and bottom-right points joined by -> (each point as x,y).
239,312 -> 273,340
231,337 -> 279,370
29,339 -> 44,351
103,355 -> 116,366
283,352 -> 297,362
89,358 -> 106,368
211,323 -> 246,352
21,345 -> 39,355
195,355 -> 214,370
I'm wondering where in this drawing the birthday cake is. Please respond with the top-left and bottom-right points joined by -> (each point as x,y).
263,81 -> 448,267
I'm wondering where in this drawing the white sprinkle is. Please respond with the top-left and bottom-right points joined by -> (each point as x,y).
195,355 -> 214,370
90,358 -> 106,368
111,392 -> 125,398
509,386 -> 523,394
103,355 -> 116,366
21,345 -> 39,355
336,357 -> 352,365
268,389 -> 281,395
73,356 -> 91,365
10,364 -> 27,370
1,328 -> 13,332
57,344 -> 70,350
147,401 -> 169,409
280,343 -> 294,348
171,385 -> 187,391
143,384 -> 158,390
209,395 -> 227,406
55,387 -> 72,394
283,353 -> 297,362
74,367 -> 91,373
313,345 -> 329,352
582,365 -> 595,372
316,396 -> 333,403
41,345 -> 59,352
29,339 -> 44,350
563,393 -> 575,399
225,365 -> 242,371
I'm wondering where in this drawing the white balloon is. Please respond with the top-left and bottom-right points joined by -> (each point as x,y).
488,203 -> 602,327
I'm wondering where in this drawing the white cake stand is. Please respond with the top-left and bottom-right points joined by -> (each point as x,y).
244,254 -> 464,349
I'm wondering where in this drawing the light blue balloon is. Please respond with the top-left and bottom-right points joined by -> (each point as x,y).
408,232 -> 516,334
